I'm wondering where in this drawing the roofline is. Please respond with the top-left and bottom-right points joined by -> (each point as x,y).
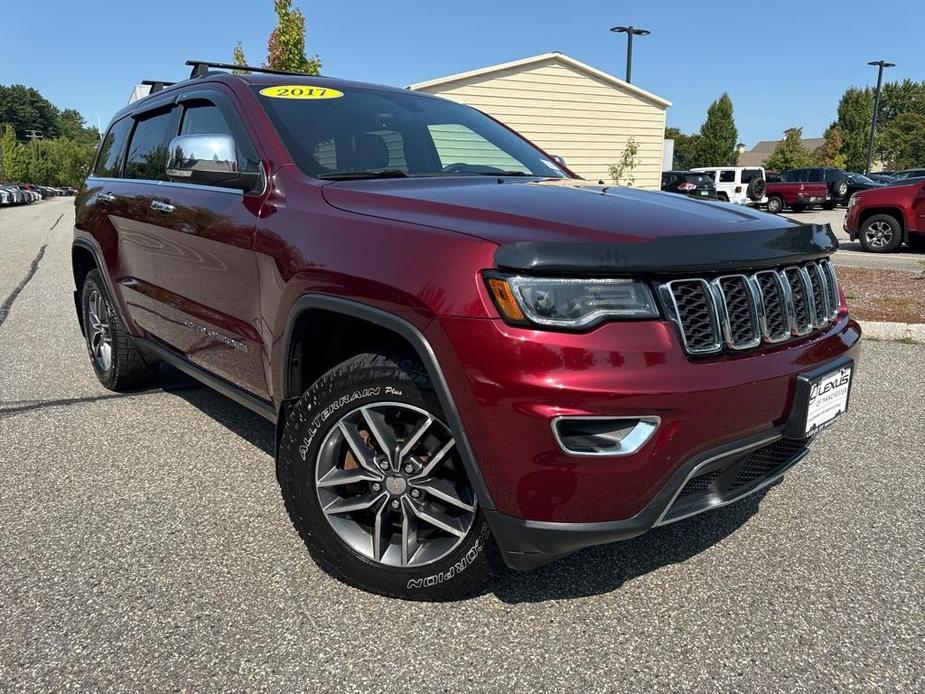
407,52 -> 672,108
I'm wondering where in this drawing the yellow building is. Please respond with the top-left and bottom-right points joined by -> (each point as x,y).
409,52 -> 672,189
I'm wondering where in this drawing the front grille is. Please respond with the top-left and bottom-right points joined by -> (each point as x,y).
661,259 -> 839,355
729,438 -> 807,489
678,470 -> 721,497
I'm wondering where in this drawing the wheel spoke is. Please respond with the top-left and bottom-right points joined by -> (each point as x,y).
372,499 -> 391,562
361,407 -> 398,467
400,416 -> 432,459
407,499 -> 468,538
317,467 -> 381,488
323,491 -> 386,516
338,420 -> 382,476
411,477 -> 476,512
413,439 -> 455,479
400,497 -> 419,566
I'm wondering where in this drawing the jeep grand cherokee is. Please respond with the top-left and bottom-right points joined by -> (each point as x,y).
72,61 -> 861,600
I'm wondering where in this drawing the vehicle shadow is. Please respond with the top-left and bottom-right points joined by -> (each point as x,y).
158,365 -> 275,456
490,489 -> 771,604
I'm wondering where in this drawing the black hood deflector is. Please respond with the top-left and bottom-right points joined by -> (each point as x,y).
494,224 -> 838,276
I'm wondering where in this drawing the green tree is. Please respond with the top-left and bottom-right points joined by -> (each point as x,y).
232,41 -> 249,73
0,84 -> 62,140
665,126 -> 702,170
816,124 -> 847,168
878,112 -> 925,170
0,124 -> 28,181
765,127 -> 814,171
266,0 -> 321,74
833,87 -> 874,172
56,108 -> 99,144
696,93 -> 738,166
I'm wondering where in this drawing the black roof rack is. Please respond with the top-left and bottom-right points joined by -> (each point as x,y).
141,79 -> 176,94
185,60 -> 325,80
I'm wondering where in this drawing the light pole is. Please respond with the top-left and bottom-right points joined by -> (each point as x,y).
865,60 -> 894,175
610,25 -> 650,83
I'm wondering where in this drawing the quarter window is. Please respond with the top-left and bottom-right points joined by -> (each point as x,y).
719,170 -> 736,183
124,108 -> 179,181
94,118 -> 132,177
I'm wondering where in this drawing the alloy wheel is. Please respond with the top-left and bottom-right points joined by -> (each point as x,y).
315,402 -> 477,567
864,221 -> 893,248
87,289 -> 113,371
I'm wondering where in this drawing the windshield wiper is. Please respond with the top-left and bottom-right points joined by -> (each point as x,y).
317,169 -> 409,180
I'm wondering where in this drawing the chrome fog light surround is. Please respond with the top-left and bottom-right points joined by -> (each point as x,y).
552,416 -> 661,457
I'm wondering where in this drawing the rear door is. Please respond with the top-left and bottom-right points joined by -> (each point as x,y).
125,87 -> 269,398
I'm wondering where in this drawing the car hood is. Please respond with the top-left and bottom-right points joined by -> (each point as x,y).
322,177 -> 837,273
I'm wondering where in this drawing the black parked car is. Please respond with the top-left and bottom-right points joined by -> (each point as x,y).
868,173 -> 897,184
891,168 -> 925,181
660,171 -> 717,200
843,172 -> 885,197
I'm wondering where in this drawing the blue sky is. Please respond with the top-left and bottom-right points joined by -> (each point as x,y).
1,1 -> 921,146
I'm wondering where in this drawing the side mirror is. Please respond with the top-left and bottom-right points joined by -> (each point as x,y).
166,134 -> 261,191
551,154 -> 567,167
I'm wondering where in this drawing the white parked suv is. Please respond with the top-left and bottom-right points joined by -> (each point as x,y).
691,166 -> 767,206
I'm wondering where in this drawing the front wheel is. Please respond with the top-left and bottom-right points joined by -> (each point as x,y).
277,352 -> 495,600
859,214 -> 902,253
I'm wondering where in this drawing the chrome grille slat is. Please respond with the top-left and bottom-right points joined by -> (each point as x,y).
661,260 -> 840,356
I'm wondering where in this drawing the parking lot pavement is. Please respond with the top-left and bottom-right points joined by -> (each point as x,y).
1,200 -> 923,692
787,208 -> 925,271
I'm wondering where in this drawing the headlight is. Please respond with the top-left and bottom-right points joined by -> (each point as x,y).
486,274 -> 659,329
848,194 -> 858,208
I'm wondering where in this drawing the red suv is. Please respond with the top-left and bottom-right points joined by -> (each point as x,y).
72,62 -> 861,600
845,177 -> 925,252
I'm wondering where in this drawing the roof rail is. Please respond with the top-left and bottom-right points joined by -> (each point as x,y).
140,79 -> 176,94
185,60 -> 325,79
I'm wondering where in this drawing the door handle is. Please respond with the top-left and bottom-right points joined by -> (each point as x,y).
97,192 -> 117,203
151,200 -> 176,214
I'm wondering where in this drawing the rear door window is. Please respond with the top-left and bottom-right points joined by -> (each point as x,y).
719,170 -> 736,183
94,118 -> 133,178
124,108 -> 179,181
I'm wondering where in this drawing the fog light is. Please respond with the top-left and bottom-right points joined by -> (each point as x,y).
553,416 -> 660,457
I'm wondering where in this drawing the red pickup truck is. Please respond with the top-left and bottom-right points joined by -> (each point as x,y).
764,180 -> 829,214
845,178 -> 925,252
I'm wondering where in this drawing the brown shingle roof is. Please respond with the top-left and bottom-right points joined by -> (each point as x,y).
741,137 -> 825,166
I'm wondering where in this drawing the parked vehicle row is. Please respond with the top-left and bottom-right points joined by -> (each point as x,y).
660,166 -> 767,206
0,183 -> 75,206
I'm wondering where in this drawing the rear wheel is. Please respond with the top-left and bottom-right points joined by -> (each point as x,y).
766,196 -> 784,214
858,214 -> 902,253
81,270 -> 159,390
791,202 -> 805,213
821,200 -> 836,210
716,192 -> 729,203
277,352 -> 495,600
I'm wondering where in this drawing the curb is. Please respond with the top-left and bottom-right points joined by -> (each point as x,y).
857,320 -> 925,344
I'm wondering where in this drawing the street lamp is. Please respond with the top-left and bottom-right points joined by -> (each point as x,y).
610,25 -> 650,83
865,60 -> 895,175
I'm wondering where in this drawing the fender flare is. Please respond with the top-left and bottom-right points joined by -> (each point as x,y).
281,294 -> 496,511
71,237 -> 115,335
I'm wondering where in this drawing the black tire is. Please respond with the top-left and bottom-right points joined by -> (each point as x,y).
746,177 -> 766,201
858,213 -> 903,253
716,192 -> 729,203
821,201 -> 836,210
81,269 -> 159,390
277,352 -> 495,601
791,203 -> 805,213
766,196 -> 784,214
832,178 -> 849,199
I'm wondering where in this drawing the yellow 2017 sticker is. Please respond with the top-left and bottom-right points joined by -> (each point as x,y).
259,85 -> 343,99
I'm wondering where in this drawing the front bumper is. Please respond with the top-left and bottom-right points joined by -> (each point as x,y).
430,310 -> 861,568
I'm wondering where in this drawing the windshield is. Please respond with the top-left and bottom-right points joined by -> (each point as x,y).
848,173 -> 876,185
253,85 -> 569,180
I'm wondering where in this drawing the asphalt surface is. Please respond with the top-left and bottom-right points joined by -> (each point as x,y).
1,198 -> 923,692
786,207 -> 925,272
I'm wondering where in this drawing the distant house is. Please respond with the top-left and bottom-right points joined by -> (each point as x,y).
738,137 -> 825,168
409,52 -> 672,189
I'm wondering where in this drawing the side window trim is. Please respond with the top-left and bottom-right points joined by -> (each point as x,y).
123,106 -> 181,183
